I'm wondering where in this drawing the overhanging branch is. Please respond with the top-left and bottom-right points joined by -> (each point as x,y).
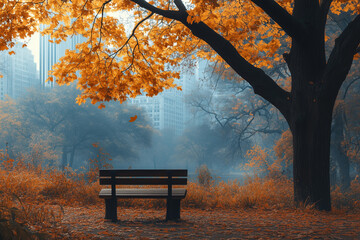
251,0 -> 307,43
129,0 -> 291,120
179,17 -> 291,120
174,0 -> 187,12
324,14 -> 360,92
109,12 -> 154,60
131,0 -> 181,20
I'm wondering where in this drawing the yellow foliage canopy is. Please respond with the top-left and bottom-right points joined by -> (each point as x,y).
31,0 -> 360,104
0,0 -> 45,51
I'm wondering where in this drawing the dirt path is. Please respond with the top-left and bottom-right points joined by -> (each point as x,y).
52,206 -> 360,239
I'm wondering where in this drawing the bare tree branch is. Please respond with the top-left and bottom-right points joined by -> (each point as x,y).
98,0 -> 112,45
342,76 -> 360,99
108,12 -> 154,65
251,0 -> 307,43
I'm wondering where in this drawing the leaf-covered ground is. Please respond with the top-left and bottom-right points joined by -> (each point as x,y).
2,164 -> 359,239
49,206 -> 360,239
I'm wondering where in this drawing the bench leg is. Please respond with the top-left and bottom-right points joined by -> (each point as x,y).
104,198 -> 117,222
166,199 -> 181,221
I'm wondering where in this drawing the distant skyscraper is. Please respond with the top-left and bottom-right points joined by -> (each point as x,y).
182,59 -> 209,125
0,43 -> 38,100
40,25 -> 86,88
130,88 -> 185,136
129,59 -> 206,136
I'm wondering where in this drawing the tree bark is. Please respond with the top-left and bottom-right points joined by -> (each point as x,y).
290,98 -> 333,210
286,4 -> 333,210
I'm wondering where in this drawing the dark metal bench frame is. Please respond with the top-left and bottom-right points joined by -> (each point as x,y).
99,169 -> 188,222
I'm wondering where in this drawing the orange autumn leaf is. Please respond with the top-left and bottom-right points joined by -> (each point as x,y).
129,115 -> 137,122
98,103 -> 106,109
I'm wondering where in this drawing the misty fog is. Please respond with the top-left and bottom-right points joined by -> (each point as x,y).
1,58 -> 359,188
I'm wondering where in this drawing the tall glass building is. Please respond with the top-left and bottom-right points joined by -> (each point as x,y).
129,88 -> 185,136
129,59 -> 207,136
0,43 -> 38,100
39,25 -> 86,88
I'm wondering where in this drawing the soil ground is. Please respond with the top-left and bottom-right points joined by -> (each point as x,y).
49,206 -> 360,239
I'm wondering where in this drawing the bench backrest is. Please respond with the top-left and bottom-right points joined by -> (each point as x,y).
99,169 -> 188,186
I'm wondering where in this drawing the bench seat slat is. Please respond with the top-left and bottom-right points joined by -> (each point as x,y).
99,188 -> 187,199
99,178 -> 187,185
99,169 -> 187,177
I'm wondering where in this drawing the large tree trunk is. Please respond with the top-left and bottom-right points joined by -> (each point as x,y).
286,4 -> 335,210
290,98 -> 333,210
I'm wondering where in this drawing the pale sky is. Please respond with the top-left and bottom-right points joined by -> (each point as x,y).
28,32 -> 40,71
26,11 -> 133,72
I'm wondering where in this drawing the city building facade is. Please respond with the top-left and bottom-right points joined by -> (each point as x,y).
129,59 -> 208,136
39,26 -> 208,135
129,88 -> 185,136
40,26 -> 86,88
0,43 -> 38,100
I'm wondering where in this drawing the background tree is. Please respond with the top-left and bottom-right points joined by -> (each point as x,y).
175,124 -> 233,170
188,62 -> 288,158
41,0 -> 360,210
0,86 -> 152,169
339,83 -> 360,183
325,10 -> 360,191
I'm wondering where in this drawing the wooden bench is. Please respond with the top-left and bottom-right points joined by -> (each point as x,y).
99,169 -> 187,222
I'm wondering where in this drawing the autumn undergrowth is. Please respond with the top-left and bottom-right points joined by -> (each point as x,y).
2,159 -> 360,211
1,155 -> 360,238
331,176 -> 360,210
0,156 -> 101,239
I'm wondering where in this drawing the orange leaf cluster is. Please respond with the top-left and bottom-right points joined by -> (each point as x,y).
0,0 -> 46,51
0,0 -> 358,104
36,0 -> 358,105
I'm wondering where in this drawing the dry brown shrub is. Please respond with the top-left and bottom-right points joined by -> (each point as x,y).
1,153 -> 360,227
332,176 -> 360,210
183,176 -> 294,209
196,164 -> 213,188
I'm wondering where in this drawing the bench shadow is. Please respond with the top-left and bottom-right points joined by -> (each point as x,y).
105,218 -> 192,227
